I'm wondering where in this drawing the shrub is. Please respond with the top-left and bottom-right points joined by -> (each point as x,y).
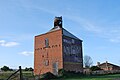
41,72 -> 57,79
24,67 -> 33,71
58,69 -> 65,76
90,66 -> 102,71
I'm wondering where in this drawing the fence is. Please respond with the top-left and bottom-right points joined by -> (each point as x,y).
5,66 -> 35,80
92,70 -> 120,75
83,68 -> 120,75
7,66 -> 23,80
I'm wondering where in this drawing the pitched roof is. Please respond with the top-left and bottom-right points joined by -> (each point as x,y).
63,28 -> 82,40
37,26 -> 82,41
48,26 -> 61,32
48,26 -> 82,40
99,62 -> 120,68
63,28 -> 82,41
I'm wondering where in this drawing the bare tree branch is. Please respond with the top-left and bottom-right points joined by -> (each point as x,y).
84,55 -> 93,68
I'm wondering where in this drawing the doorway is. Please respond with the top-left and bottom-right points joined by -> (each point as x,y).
52,62 -> 58,75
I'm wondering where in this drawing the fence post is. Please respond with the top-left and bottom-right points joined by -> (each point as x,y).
19,66 -> 23,80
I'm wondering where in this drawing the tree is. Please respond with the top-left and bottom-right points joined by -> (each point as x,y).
24,67 -> 33,71
84,55 -> 93,68
1,66 -> 13,71
41,72 -> 57,79
29,67 -> 33,71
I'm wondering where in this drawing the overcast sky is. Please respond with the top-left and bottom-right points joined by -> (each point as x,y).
0,0 -> 120,68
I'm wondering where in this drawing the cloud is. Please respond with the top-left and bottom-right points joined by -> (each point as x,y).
0,40 -> 19,47
100,28 -> 120,43
109,36 -> 120,43
16,2 -> 120,43
66,15 -> 120,43
19,51 -> 33,56
17,0 -> 101,33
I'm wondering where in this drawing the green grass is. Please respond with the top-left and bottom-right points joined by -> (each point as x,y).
0,71 -> 13,79
0,71 -> 34,80
0,71 -> 120,80
36,73 -> 120,80
54,74 -> 120,80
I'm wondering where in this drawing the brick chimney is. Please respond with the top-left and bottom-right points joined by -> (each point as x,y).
106,61 -> 108,63
105,61 -> 108,70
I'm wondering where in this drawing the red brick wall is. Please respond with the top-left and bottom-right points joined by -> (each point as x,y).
64,62 -> 83,73
34,29 -> 63,75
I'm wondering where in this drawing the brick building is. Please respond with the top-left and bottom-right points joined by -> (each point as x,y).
97,61 -> 120,71
34,16 -> 83,75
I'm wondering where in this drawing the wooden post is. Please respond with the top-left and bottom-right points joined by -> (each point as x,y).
19,66 -> 22,80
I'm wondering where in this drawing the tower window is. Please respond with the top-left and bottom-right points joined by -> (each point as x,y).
45,38 -> 49,48
44,60 -> 49,66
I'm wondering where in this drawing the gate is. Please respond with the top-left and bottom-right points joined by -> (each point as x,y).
7,66 -> 23,80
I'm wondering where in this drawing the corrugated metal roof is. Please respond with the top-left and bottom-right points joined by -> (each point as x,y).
47,27 -> 82,40
63,28 -> 81,40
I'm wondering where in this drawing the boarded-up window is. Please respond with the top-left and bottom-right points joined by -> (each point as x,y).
45,38 -> 49,48
44,60 -> 49,66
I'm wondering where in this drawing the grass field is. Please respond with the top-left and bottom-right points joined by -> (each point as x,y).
0,71 -> 34,79
0,71 -> 120,80
55,74 -> 120,80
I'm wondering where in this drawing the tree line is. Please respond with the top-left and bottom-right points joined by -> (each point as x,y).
0,66 -> 33,71
0,55 -> 99,72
